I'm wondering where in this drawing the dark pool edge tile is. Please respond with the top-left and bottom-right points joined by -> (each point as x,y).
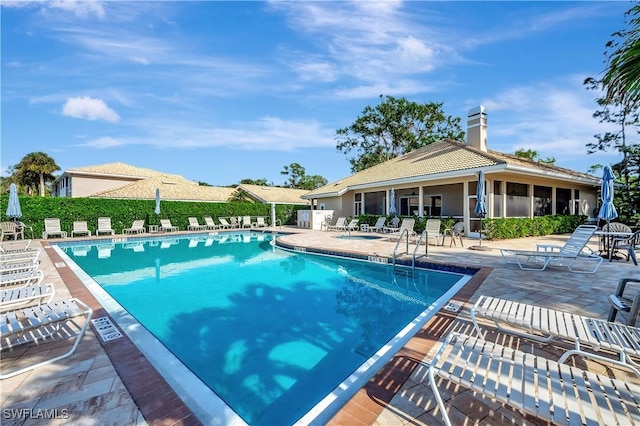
43,242 -> 204,426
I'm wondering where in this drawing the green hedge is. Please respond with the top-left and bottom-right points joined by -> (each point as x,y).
0,195 -> 307,237
357,214 -> 586,239
483,215 -> 587,240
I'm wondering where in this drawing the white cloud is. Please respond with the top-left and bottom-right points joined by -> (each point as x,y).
62,96 -> 120,122
47,0 -> 106,19
81,136 -> 124,148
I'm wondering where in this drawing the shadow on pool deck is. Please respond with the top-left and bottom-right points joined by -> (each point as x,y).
1,227 -> 638,425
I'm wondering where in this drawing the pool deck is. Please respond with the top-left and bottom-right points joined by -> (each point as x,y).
1,227 -> 639,425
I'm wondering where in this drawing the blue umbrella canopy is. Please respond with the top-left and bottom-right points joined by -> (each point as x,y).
474,171 -> 487,218
6,183 -> 22,220
389,188 -> 397,215
155,188 -> 161,215
598,166 -> 618,223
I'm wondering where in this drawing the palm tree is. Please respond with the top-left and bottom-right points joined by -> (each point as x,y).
14,152 -> 60,196
603,4 -> 640,107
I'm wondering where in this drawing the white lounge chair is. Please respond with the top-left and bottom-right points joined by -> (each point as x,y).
96,217 -> 115,236
0,282 -> 55,310
229,217 -> 241,229
123,220 -> 145,234
500,224 -> 602,273
71,221 -> 92,237
428,332 -> 640,426
370,217 -> 387,233
422,218 -> 443,246
0,249 -> 40,263
159,219 -> 179,232
387,218 -> 416,240
327,217 -> 346,231
241,216 -> 252,229
252,217 -> 267,228
471,295 -> 640,376
0,239 -> 32,253
0,269 -> 44,288
204,216 -> 219,230
187,217 -> 207,231
42,218 -> 67,239
382,217 -> 401,233
0,258 -> 39,275
345,218 -> 359,231
218,218 -> 232,229
0,298 -> 93,379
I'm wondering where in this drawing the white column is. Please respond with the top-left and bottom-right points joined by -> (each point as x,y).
418,186 -> 424,217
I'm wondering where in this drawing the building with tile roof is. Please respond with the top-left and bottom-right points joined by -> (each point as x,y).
302,106 -> 601,236
51,162 -> 306,204
237,184 -> 309,205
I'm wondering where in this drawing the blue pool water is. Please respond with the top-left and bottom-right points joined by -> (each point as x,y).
59,232 -> 464,425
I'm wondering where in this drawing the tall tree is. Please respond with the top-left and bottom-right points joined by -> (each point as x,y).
280,163 -> 327,190
602,4 -> 640,108
240,178 -> 270,186
14,152 -> 60,196
336,95 -> 465,172
514,148 -> 556,165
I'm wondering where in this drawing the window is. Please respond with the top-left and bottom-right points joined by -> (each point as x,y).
533,185 -> 552,216
493,180 -> 503,217
364,191 -> 385,215
574,189 -> 580,215
506,182 -> 529,217
556,188 -> 571,215
423,195 -> 442,217
354,193 -> 362,216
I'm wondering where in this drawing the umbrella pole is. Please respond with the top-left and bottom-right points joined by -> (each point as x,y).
479,218 -> 482,246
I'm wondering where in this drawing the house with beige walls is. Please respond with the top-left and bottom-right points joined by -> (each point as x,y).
302,106 -> 601,235
52,162 -> 310,205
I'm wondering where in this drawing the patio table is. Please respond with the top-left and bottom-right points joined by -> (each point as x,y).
594,230 -> 633,259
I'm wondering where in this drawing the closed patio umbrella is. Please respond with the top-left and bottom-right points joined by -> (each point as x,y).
6,183 -> 22,221
389,188 -> 397,215
598,165 -> 618,229
155,188 -> 161,215
471,171 -> 490,250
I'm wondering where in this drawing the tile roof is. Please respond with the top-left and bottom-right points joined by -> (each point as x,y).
304,139 -> 600,198
90,175 -> 236,202
238,184 -> 310,204
64,162 -> 181,179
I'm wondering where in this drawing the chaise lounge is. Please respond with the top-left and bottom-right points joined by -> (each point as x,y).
500,224 -> 602,273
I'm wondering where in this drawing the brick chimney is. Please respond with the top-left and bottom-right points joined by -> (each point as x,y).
467,105 -> 487,152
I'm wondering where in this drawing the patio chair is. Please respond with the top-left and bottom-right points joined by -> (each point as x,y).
382,217 -> 401,233
444,221 -> 464,247
0,222 -> 23,241
252,217 -> 267,228
71,221 -> 92,237
470,295 -> 640,376
217,218 -> 232,229
345,218 -> 359,231
0,282 -> 54,310
0,298 -> 93,379
0,239 -> 32,253
428,332 -> 640,426
423,218 -> 443,246
500,224 -> 602,273
387,218 -> 416,241
123,219 -> 145,234
204,216 -> 219,230
159,219 -> 179,232
242,216 -> 252,229
608,278 -> 640,327
610,229 -> 640,265
370,217 -> 387,233
326,217 -> 346,231
0,269 -> 44,288
187,217 -> 207,231
42,218 -> 67,239
229,217 -> 241,229
96,217 -> 115,236
17,222 -> 34,240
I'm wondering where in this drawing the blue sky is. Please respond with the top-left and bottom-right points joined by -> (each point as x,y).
1,1 -> 633,187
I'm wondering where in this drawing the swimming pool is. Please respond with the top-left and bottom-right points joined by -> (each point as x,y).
56,232 -> 469,425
